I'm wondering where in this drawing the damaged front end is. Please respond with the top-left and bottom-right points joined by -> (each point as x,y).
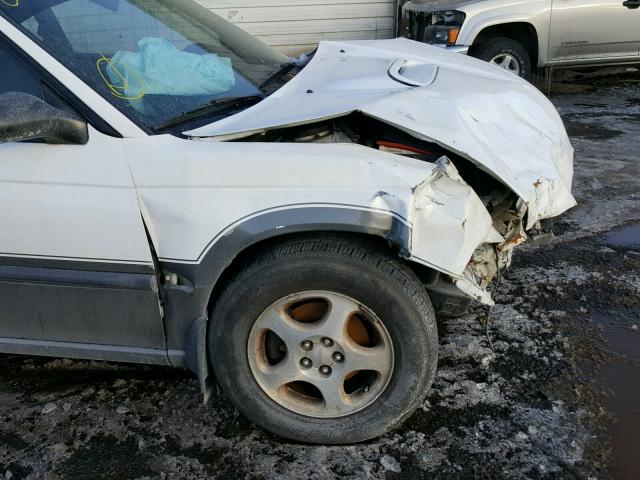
187,113 -> 566,307
456,190 -> 529,305
225,115 -> 538,306
185,38 -> 576,306
407,156 -> 526,306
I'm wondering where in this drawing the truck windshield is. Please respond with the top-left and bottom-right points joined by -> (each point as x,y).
0,0 -> 289,132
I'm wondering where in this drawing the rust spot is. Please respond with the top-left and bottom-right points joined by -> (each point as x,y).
533,179 -> 543,188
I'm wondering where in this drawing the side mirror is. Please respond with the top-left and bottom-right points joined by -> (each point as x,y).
0,92 -> 88,145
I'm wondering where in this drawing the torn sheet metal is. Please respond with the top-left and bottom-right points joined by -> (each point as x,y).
369,155 -> 523,305
407,158 -> 503,275
186,38 -> 576,229
406,157 -> 519,305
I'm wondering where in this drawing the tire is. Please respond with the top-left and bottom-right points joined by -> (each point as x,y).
209,235 -> 438,444
471,37 -> 532,81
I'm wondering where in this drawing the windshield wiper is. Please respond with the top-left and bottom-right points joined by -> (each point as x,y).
259,62 -> 297,89
153,94 -> 265,132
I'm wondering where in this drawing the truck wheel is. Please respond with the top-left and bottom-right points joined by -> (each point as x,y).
208,235 -> 438,444
471,37 -> 532,80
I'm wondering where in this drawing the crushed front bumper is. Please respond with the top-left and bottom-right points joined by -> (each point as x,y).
401,157 -> 528,305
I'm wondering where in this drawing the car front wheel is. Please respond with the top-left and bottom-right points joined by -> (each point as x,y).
471,37 -> 532,80
209,235 -> 438,444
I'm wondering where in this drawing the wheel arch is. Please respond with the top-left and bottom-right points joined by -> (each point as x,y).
205,229 -> 444,315
206,231 -> 398,312
469,22 -> 540,67
160,204 -> 436,393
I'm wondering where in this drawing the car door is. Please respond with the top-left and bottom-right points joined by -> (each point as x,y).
548,0 -> 640,62
0,37 -> 166,359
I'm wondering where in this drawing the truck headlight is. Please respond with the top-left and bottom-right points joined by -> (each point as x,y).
404,10 -> 466,46
432,25 -> 461,45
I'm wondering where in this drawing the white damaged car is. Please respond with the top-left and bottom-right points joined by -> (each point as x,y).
0,0 -> 575,443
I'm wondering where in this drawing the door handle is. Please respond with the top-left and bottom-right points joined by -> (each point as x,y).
623,0 -> 640,9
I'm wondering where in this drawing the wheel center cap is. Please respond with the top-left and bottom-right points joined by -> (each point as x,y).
300,337 -> 341,369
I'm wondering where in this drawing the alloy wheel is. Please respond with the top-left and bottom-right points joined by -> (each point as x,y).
490,53 -> 521,75
247,291 -> 394,418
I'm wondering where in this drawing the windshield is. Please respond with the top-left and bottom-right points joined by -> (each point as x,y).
1,0 -> 289,132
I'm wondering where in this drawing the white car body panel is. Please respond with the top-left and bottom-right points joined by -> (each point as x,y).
187,39 -> 576,230
0,127 -> 153,265
125,136 -> 501,287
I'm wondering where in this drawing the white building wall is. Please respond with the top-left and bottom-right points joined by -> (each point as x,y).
198,0 -> 396,55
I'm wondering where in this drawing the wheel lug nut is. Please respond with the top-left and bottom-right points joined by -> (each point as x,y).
300,357 -> 313,369
321,337 -> 333,347
301,340 -> 313,351
319,365 -> 332,377
332,352 -> 344,362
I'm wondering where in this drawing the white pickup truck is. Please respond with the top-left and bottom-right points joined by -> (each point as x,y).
401,0 -> 640,80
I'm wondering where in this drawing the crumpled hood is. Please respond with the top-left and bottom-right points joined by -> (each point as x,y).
186,38 -> 576,228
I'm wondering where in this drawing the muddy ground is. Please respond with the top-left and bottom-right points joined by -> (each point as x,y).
1,67 -> 639,480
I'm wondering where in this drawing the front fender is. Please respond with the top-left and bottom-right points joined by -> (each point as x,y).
125,136 -> 515,360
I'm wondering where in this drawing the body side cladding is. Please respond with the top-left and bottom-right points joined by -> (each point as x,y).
0,254 -> 155,274
0,259 -> 166,357
0,264 -> 157,291
0,337 -> 169,365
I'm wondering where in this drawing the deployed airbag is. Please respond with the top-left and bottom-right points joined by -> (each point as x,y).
106,37 -> 235,98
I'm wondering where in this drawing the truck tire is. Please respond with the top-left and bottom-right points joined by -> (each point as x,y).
471,37 -> 532,81
208,235 -> 439,444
